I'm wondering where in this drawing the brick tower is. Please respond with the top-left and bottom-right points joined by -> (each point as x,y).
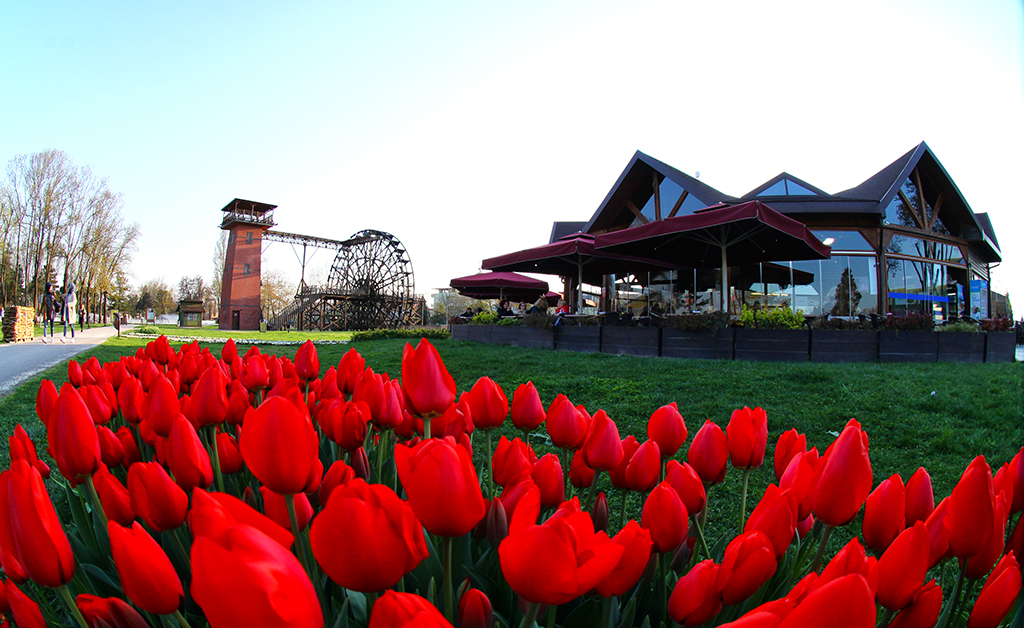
218,199 -> 276,330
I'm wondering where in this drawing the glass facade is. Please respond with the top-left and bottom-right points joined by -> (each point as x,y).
756,178 -> 818,196
886,258 -> 951,321
632,178 -> 709,227
811,230 -> 873,252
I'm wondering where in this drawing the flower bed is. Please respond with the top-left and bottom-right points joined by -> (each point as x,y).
3,335 -> 1022,628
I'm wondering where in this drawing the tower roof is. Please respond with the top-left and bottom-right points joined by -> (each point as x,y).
220,198 -> 277,229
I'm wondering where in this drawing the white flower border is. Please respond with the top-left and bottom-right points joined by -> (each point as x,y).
123,332 -> 350,346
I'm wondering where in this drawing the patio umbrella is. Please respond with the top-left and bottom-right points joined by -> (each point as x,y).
594,201 -> 830,312
449,271 -> 550,302
481,232 -> 676,312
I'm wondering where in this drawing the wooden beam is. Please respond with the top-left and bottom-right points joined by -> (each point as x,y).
927,193 -> 944,232
914,170 -> 931,225
897,189 -> 924,228
668,189 -> 689,218
653,172 -> 661,221
626,200 -> 649,224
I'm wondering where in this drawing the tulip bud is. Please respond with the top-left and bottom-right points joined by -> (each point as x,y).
647,402 -> 687,458
459,588 -> 494,628
511,381 -> 545,432
593,492 -> 609,533
688,419 -> 728,485
486,497 -> 509,547
351,447 -> 371,480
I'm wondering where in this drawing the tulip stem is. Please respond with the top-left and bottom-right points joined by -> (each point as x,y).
934,559 -> 967,628
546,602 -> 557,628
875,607 -> 894,628
519,601 -> 542,628
586,470 -> 602,512
207,426 -> 226,493
423,417 -> 432,440
442,535 -> 454,624
600,595 -> 615,628
809,524 -> 834,573
619,491 -> 629,531
172,609 -> 195,628
57,584 -> 91,628
83,475 -> 109,530
691,514 -> 712,563
738,468 -> 751,532
286,493 -> 326,616
486,430 -> 495,499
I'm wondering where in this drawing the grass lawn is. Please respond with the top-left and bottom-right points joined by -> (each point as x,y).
1,334 -> 1020,545
126,323 -> 355,343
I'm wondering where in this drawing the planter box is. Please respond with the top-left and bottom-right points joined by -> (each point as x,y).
810,330 -> 879,363
601,327 -> 660,357
661,328 -> 735,360
936,332 -> 985,363
879,331 -> 937,362
734,329 -> 809,362
985,332 -> 1017,363
554,326 -> 602,353
491,325 -> 554,350
450,325 -> 493,344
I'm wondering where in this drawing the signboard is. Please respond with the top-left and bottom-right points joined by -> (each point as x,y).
969,279 -> 988,319
146,307 -> 156,324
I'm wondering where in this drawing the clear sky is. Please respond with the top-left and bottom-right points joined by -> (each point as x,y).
3,0 -> 1022,308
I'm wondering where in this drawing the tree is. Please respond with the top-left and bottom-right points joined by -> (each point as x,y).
137,278 -> 175,315
176,275 -> 206,301
830,268 -> 862,316
260,267 -> 294,321
210,231 -> 227,318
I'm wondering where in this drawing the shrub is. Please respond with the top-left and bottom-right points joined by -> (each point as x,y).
471,312 -> 500,325
739,306 -> 804,330
350,327 -> 450,341
936,321 -> 981,333
662,311 -> 729,332
523,313 -> 555,329
979,317 -> 1012,332
497,317 -> 522,326
881,312 -> 935,331
810,316 -> 873,331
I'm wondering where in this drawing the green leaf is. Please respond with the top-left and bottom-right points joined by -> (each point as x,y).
562,598 -> 602,628
617,598 -> 636,628
348,590 -> 367,625
82,562 -> 122,597
331,597 -> 350,628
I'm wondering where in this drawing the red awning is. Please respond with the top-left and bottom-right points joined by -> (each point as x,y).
449,272 -> 549,301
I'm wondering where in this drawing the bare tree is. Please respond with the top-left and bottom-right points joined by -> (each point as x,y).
210,231 -> 228,318
260,267 -> 294,321
176,275 -> 206,301
137,278 -> 175,315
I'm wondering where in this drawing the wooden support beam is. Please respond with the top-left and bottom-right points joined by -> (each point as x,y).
626,200 -> 649,224
927,193 -> 944,232
653,172 -> 662,221
914,170 -> 931,225
897,189 -> 924,228
668,189 -> 689,218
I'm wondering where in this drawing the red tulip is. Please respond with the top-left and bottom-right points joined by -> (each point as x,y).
993,462 -> 1015,508
190,488 -> 294,549
511,381 -> 546,432
744,484 -> 797,559
166,414 -> 213,492
582,410 -> 623,471
923,497 -> 952,567
811,419 -> 872,527
531,453 -> 565,508
395,437 -> 486,537
369,591 -> 453,628
889,580 -> 942,628
310,478 -> 428,592
862,473 -> 905,552
318,460 -> 356,506
816,537 -> 875,594
353,368 -> 386,422
293,339 -> 320,381
777,574 -> 875,628
546,394 -> 589,450
904,467 -> 934,526
68,359 -> 84,387
6,580 -> 45,628
108,521 -> 183,614
9,425 -> 50,479
83,384 -> 114,424
115,426 -> 140,468
595,519 -> 652,597
192,365 -> 228,426
964,492 -> 1009,580
717,530 -> 777,605
1008,447 -> 1024,514
337,347 -> 366,397
92,464 -> 136,526
1007,509 -> 1024,567
240,396 -> 319,495
35,379 -> 58,427
225,381 -> 251,425
967,551 -> 1021,628
459,588 -> 493,628
76,594 -> 114,627
128,461 -> 188,532
875,521 -> 930,611
726,406 -> 768,470
320,399 -> 370,451
401,339 -> 456,419
492,436 -> 537,487
647,402 -> 687,458
946,455 -> 995,558
216,431 -> 244,475
669,560 -> 722,626
498,488 -> 624,605
499,475 -> 539,523
609,436 -> 640,489
191,515 -> 322,628
665,460 -> 707,515
641,481 -> 688,553
260,486 -> 314,532
774,429 -> 807,482
3,460 -> 75,587
688,419 -> 729,484
625,439 -> 661,492
117,377 -> 145,425
97,425 -> 124,469
46,383 -> 101,484
240,353 -> 270,391
466,376 -> 508,430
570,448 -> 595,488
144,375 -> 180,437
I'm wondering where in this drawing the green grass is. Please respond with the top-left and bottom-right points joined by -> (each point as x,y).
2,334 -> 1020,547
127,323 -> 355,343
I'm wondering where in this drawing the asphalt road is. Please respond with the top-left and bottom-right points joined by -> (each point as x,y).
0,325 -> 130,400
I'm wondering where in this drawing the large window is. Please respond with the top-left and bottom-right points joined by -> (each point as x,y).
735,257 -> 878,317
631,178 -> 709,227
886,258 -> 951,320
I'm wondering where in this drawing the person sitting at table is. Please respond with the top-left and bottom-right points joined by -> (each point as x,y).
517,302 -> 528,316
460,307 -> 475,318
527,296 -> 548,314
555,299 -> 570,315
496,299 -> 514,317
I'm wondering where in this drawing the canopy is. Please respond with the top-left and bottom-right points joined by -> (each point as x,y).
595,201 -> 830,312
449,271 -> 549,302
481,232 -> 675,312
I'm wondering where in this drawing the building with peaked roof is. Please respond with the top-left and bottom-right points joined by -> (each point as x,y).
552,142 -> 1001,320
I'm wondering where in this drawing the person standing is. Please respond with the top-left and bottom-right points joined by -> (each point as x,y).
41,282 -> 57,343
61,281 -> 77,343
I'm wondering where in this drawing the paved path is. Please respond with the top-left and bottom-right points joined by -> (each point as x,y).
0,325 -> 132,400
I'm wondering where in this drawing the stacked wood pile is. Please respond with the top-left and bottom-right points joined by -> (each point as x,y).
2,306 -> 35,343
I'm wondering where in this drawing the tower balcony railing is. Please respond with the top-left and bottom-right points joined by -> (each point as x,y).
220,210 -> 276,229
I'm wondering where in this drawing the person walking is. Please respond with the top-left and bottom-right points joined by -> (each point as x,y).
60,281 -> 77,344
41,282 -> 57,343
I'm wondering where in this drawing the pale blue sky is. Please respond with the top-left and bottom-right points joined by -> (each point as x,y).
3,0 -> 1023,305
